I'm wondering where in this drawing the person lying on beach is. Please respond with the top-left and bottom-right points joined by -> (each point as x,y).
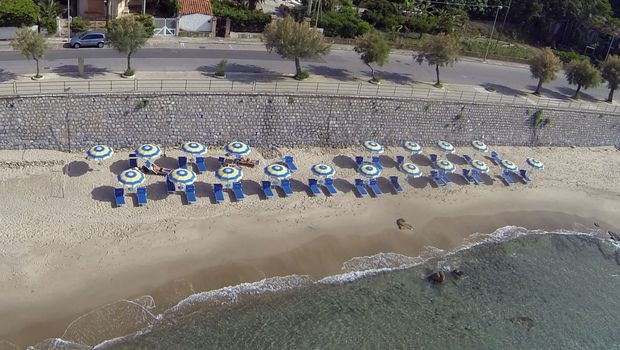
143,160 -> 171,175
230,156 -> 259,168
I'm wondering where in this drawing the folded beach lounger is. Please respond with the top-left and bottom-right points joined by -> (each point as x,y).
491,151 -> 502,165
283,156 -> 298,172
129,153 -> 138,168
429,154 -> 438,167
281,179 -> 294,196
462,154 -> 473,165
213,184 -> 225,203
232,182 -> 245,201
195,157 -> 207,174
324,178 -> 338,195
371,156 -> 382,169
167,179 -> 176,193
234,158 -> 259,168
185,184 -> 197,204
114,188 -> 125,207
471,169 -> 484,184
430,171 -> 447,187
439,170 -> 452,185
218,157 -> 227,167
462,169 -> 475,184
390,176 -> 404,193
502,169 -> 515,185
308,179 -> 322,196
396,156 -> 405,168
519,169 -> 532,183
355,156 -> 364,169
355,179 -> 369,197
261,181 -> 274,198
368,179 -> 383,196
137,187 -> 148,206
178,156 -> 188,169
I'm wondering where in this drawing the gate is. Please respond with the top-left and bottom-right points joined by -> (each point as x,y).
154,18 -> 177,36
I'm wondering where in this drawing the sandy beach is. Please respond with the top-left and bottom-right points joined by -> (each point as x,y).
0,145 -> 619,348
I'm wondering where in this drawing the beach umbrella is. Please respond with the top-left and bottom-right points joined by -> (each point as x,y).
86,145 -> 114,161
401,162 -> 423,178
403,141 -> 423,154
181,142 -> 207,156
436,140 -> 455,153
118,169 -> 145,189
168,168 -> 197,185
436,159 -> 456,173
215,166 -> 243,183
363,141 -> 384,154
264,163 -> 291,179
526,157 -> 544,170
311,163 -> 336,178
358,163 -> 382,178
135,144 -> 162,159
225,142 -> 251,158
471,140 -> 489,153
500,159 -> 519,172
471,159 -> 490,173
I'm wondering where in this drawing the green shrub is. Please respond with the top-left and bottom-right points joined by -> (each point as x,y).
295,71 -> 310,80
136,14 -> 155,38
0,0 -> 40,27
42,17 -> 57,34
318,8 -> 372,38
124,68 -> 135,77
215,59 -> 227,77
137,99 -> 148,108
553,50 -> 589,64
70,16 -> 90,33
533,109 -> 544,128
212,0 -> 271,32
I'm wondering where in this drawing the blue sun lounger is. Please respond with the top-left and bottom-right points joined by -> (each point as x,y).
281,179 -> 294,196
232,182 -> 245,201
491,151 -> 502,165
308,179 -> 322,196
502,169 -> 515,185
430,171 -> 447,187
185,184 -> 197,204
462,154 -> 473,165
167,179 -> 175,193
371,156 -> 382,169
324,178 -> 338,195
439,170 -> 451,184
137,187 -> 148,206
390,176 -> 403,193
368,179 -> 383,196
430,154 -> 438,168
355,179 -> 369,197
114,188 -> 125,207
396,155 -> 405,169
129,153 -> 138,168
471,169 -> 484,184
195,157 -> 207,174
178,156 -> 188,169
519,169 -> 532,183
462,169 -> 475,184
262,181 -> 274,198
283,156 -> 298,172
355,156 -> 364,169
213,184 -> 225,203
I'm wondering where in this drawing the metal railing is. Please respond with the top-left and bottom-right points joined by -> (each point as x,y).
1,79 -> 618,114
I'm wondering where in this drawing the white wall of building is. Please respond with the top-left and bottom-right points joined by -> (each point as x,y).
178,14 -> 212,32
0,26 -> 37,40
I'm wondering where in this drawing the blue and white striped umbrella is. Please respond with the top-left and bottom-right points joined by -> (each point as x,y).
86,145 -> 114,161
526,158 -> 544,170
118,169 -> 145,188
135,144 -> 162,159
436,140 -> 455,153
471,159 -> 490,173
500,159 -> 519,172
363,141 -> 384,154
358,163 -> 382,178
168,168 -> 197,185
436,159 -> 456,173
471,140 -> 489,153
225,142 -> 251,158
264,163 -> 291,179
401,162 -> 423,178
215,166 -> 243,183
311,163 -> 335,178
403,141 -> 423,154
181,142 -> 207,156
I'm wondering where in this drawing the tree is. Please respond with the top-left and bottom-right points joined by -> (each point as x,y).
354,30 -> 391,82
600,55 -> 620,102
38,0 -> 62,20
0,0 -> 40,27
107,16 -> 149,76
263,16 -> 331,80
136,14 -> 156,37
415,33 -> 459,87
10,28 -> 47,79
529,47 -> 562,96
563,59 -> 601,99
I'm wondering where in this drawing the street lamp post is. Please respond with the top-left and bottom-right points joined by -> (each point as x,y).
67,0 -> 71,40
104,0 -> 109,29
483,5 -> 502,62
606,35 -> 615,61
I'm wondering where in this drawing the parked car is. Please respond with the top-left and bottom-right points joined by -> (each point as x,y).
70,31 -> 106,48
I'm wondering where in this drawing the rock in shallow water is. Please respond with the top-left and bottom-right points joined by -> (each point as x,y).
427,271 -> 445,284
510,316 -> 535,330
396,218 -> 413,230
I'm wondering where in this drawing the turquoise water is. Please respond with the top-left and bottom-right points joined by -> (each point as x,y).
77,228 -> 620,350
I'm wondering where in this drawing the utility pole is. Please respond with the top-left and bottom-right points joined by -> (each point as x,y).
314,0 -> 321,28
499,0 -> 511,35
483,5 -> 502,62
67,0 -> 71,40
606,35 -> 615,61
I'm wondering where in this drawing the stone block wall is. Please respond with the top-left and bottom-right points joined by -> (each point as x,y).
0,93 -> 618,150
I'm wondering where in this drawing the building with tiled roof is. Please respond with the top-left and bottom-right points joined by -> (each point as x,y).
178,0 -> 213,15
178,0 -> 214,33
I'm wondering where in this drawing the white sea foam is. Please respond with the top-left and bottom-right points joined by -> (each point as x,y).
342,252 -> 423,272
26,338 -> 90,350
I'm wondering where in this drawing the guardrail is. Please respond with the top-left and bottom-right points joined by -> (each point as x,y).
1,79 -> 618,114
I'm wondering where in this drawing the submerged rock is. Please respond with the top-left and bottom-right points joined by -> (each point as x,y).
510,316 -> 535,330
427,271 -> 445,284
451,269 -> 465,279
608,231 -> 620,241
396,218 -> 413,230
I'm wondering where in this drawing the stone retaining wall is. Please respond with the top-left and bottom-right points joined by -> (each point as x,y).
0,93 -> 618,150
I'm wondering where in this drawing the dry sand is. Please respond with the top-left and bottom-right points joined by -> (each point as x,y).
0,145 -> 619,348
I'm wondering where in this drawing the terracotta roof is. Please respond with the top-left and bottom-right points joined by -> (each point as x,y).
178,0 -> 213,15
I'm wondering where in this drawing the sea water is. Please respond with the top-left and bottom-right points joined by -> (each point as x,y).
19,227 -> 620,350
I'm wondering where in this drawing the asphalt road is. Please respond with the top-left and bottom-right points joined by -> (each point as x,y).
0,47 -> 612,101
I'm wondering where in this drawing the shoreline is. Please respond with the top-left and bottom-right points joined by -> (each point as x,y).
0,146 -> 619,348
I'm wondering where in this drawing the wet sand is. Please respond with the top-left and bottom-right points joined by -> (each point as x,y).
0,146 -> 619,348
